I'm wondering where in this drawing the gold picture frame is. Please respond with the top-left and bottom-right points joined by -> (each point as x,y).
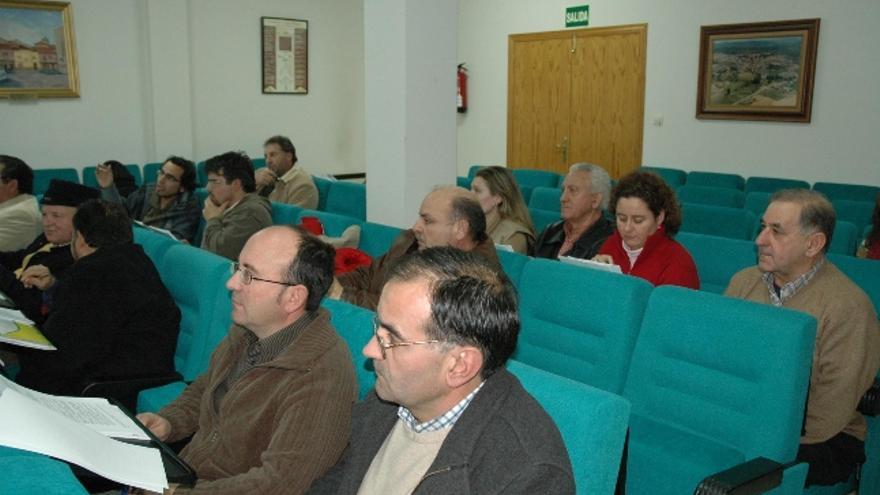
0,0 -> 79,98
696,18 -> 820,123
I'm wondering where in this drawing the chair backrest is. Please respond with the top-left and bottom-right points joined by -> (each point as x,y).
321,299 -> 376,400
744,176 -> 810,194
529,186 -> 562,212
529,207 -> 562,234
466,164 -> 484,181
456,176 -> 472,189
685,171 -> 745,190
196,161 -> 208,188
270,201 -> 303,225
33,168 -> 80,195
813,182 -> 880,203
313,176 -> 333,211
640,166 -> 687,188
676,232 -> 756,294
676,185 -> 745,208
125,164 -> 143,186
623,287 -> 816,494
160,244 -> 232,381
0,447 -> 88,495
680,203 -> 757,240
829,220 -> 858,256
133,227 -> 180,268
514,258 -> 653,394
507,360 -> 630,495
828,254 -> 880,314
251,157 -> 266,169
359,221 -> 403,258
743,191 -> 772,218
297,209 -> 362,237
495,248 -> 530,286
142,162 -> 163,184
832,199 -> 874,235
325,181 -> 366,220
512,168 -> 562,188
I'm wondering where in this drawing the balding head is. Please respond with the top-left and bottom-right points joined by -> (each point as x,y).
412,186 -> 487,251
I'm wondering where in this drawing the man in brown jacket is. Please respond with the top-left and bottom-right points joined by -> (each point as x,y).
137,226 -> 357,494
328,186 -> 500,310
725,189 -> 880,487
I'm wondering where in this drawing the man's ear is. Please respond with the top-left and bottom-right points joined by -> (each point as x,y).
591,192 -> 603,210
445,346 -> 484,389
452,218 -> 470,243
805,231 -> 827,257
281,284 -> 309,313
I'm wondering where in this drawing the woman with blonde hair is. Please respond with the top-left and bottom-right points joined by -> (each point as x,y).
470,166 -> 536,254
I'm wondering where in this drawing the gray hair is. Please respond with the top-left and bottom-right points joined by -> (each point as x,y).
568,162 -> 611,210
770,189 -> 835,254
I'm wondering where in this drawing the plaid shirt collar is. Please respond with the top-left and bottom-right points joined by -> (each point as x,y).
397,381 -> 486,433
762,258 -> 825,307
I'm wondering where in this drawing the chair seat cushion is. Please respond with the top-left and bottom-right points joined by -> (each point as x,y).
137,381 -> 187,413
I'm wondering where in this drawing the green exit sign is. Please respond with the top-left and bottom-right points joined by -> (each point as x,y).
566,5 -> 590,27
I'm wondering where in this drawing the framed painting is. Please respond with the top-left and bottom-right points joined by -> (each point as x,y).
0,1 -> 79,98
696,18 -> 820,123
261,16 -> 308,94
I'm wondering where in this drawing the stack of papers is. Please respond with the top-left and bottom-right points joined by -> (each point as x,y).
0,308 -> 55,350
558,255 -> 623,274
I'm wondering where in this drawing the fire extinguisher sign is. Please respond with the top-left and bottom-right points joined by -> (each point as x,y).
565,5 -> 590,28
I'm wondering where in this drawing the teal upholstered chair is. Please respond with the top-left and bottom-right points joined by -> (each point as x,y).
828,220 -> 858,256
456,176 -> 472,189
813,182 -> 879,203
251,157 -> 266,169
270,201 -> 303,225
325,181 -> 366,220
133,227 -> 180,268
137,244 -> 233,412
33,168 -> 81,195
196,161 -> 207,188
681,203 -> 757,241
495,248 -> 530,287
828,254 -> 880,313
142,162 -> 163,183
313,176 -> 332,211
832,199 -> 873,235
686,171 -> 746,190
529,207 -> 562,234
640,166 -> 687,188
513,169 -> 562,205
359,221 -> 403,258
623,287 -> 817,495
745,191 -> 773,218
466,165 -> 484,181
296,209 -> 361,237
321,298 -> 376,400
507,360 -> 631,495
677,185 -> 745,208
0,447 -> 87,495
529,186 -> 563,212
676,232 -> 756,294
745,177 -> 810,194
514,258 -> 653,394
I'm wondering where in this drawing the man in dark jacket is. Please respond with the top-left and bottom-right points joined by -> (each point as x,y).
15,200 -> 180,398
308,248 -> 574,494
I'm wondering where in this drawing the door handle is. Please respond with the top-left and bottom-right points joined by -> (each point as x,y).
555,137 -> 569,163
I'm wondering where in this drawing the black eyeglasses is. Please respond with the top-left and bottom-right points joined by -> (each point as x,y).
231,262 -> 297,286
372,316 -> 440,359
157,169 -> 181,183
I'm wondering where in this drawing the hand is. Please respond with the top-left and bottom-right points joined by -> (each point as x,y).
202,197 -> 228,220
19,265 -> 55,290
135,412 -> 172,441
327,277 -> 344,300
255,168 -> 277,188
95,163 -> 115,189
592,254 -> 614,264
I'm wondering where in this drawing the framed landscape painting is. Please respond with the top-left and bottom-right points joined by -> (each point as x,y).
261,16 -> 308,94
0,0 -> 79,98
696,18 -> 819,123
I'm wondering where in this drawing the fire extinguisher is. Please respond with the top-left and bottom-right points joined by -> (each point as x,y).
457,63 -> 468,113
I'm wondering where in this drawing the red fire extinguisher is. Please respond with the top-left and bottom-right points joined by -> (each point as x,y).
457,63 -> 468,113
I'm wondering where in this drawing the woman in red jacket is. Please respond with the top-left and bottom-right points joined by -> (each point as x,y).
594,171 -> 700,289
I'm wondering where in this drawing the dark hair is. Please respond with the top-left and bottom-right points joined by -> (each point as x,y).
387,247 -> 519,378
609,171 -> 683,236
204,151 -> 256,193
867,193 -> 880,250
771,189 -> 836,254
165,155 -> 197,193
73,199 -> 133,248
450,193 -> 488,244
0,155 -> 34,195
282,225 -> 335,311
264,135 -> 298,164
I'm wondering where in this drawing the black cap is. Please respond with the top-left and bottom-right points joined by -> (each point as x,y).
41,179 -> 100,207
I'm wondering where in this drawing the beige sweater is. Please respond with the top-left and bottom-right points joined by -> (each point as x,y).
725,261 -> 880,443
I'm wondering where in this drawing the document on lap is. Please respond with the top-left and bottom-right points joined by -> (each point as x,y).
0,308 -> 55,350
0,375 -> 167,492
133,220 -> 181,241
559,255 -> 623,274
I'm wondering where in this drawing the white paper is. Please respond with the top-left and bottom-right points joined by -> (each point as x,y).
134,220 -> 180,241
0,376 -> 167,492
558,255 -> 624,274
0,307 -> 34,325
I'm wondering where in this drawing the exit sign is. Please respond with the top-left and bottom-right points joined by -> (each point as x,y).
566,5 -> 590,27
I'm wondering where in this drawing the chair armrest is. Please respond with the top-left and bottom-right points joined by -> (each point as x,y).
694,457 -> 786,495
858,378 -> 880,416
80,372 -> 183,411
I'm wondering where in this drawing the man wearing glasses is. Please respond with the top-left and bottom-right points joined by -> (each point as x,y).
308,248 -> 574,494
137,225 -> 357,494
96,156 -> 201,243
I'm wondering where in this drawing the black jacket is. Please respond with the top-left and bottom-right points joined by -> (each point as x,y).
531,216 -> 614,260
0,234 -> 75,323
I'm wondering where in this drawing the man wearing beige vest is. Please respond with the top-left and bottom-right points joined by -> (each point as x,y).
256,135 -> 318,209
725,189 -> 880,487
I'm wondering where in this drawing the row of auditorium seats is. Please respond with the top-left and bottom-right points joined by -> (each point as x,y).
130,227 -> 828,494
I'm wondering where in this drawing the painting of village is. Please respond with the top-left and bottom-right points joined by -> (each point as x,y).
708,35 -> 804,109
0,2 -> 79,97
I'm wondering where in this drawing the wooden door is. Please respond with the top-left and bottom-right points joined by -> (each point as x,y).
507,24 -> 647,179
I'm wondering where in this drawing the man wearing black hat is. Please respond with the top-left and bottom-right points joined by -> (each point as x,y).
0,179 -> 99,323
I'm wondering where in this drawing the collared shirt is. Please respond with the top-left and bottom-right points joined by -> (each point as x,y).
559,221 -> 591,256
212,310 -> 318,412
102,183 -> 200,242
762,258 -> 825,307
397,381 -> 485,433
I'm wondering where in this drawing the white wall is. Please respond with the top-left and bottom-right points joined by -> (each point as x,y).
0,0 -> 365,176
458,0 -> 880,186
